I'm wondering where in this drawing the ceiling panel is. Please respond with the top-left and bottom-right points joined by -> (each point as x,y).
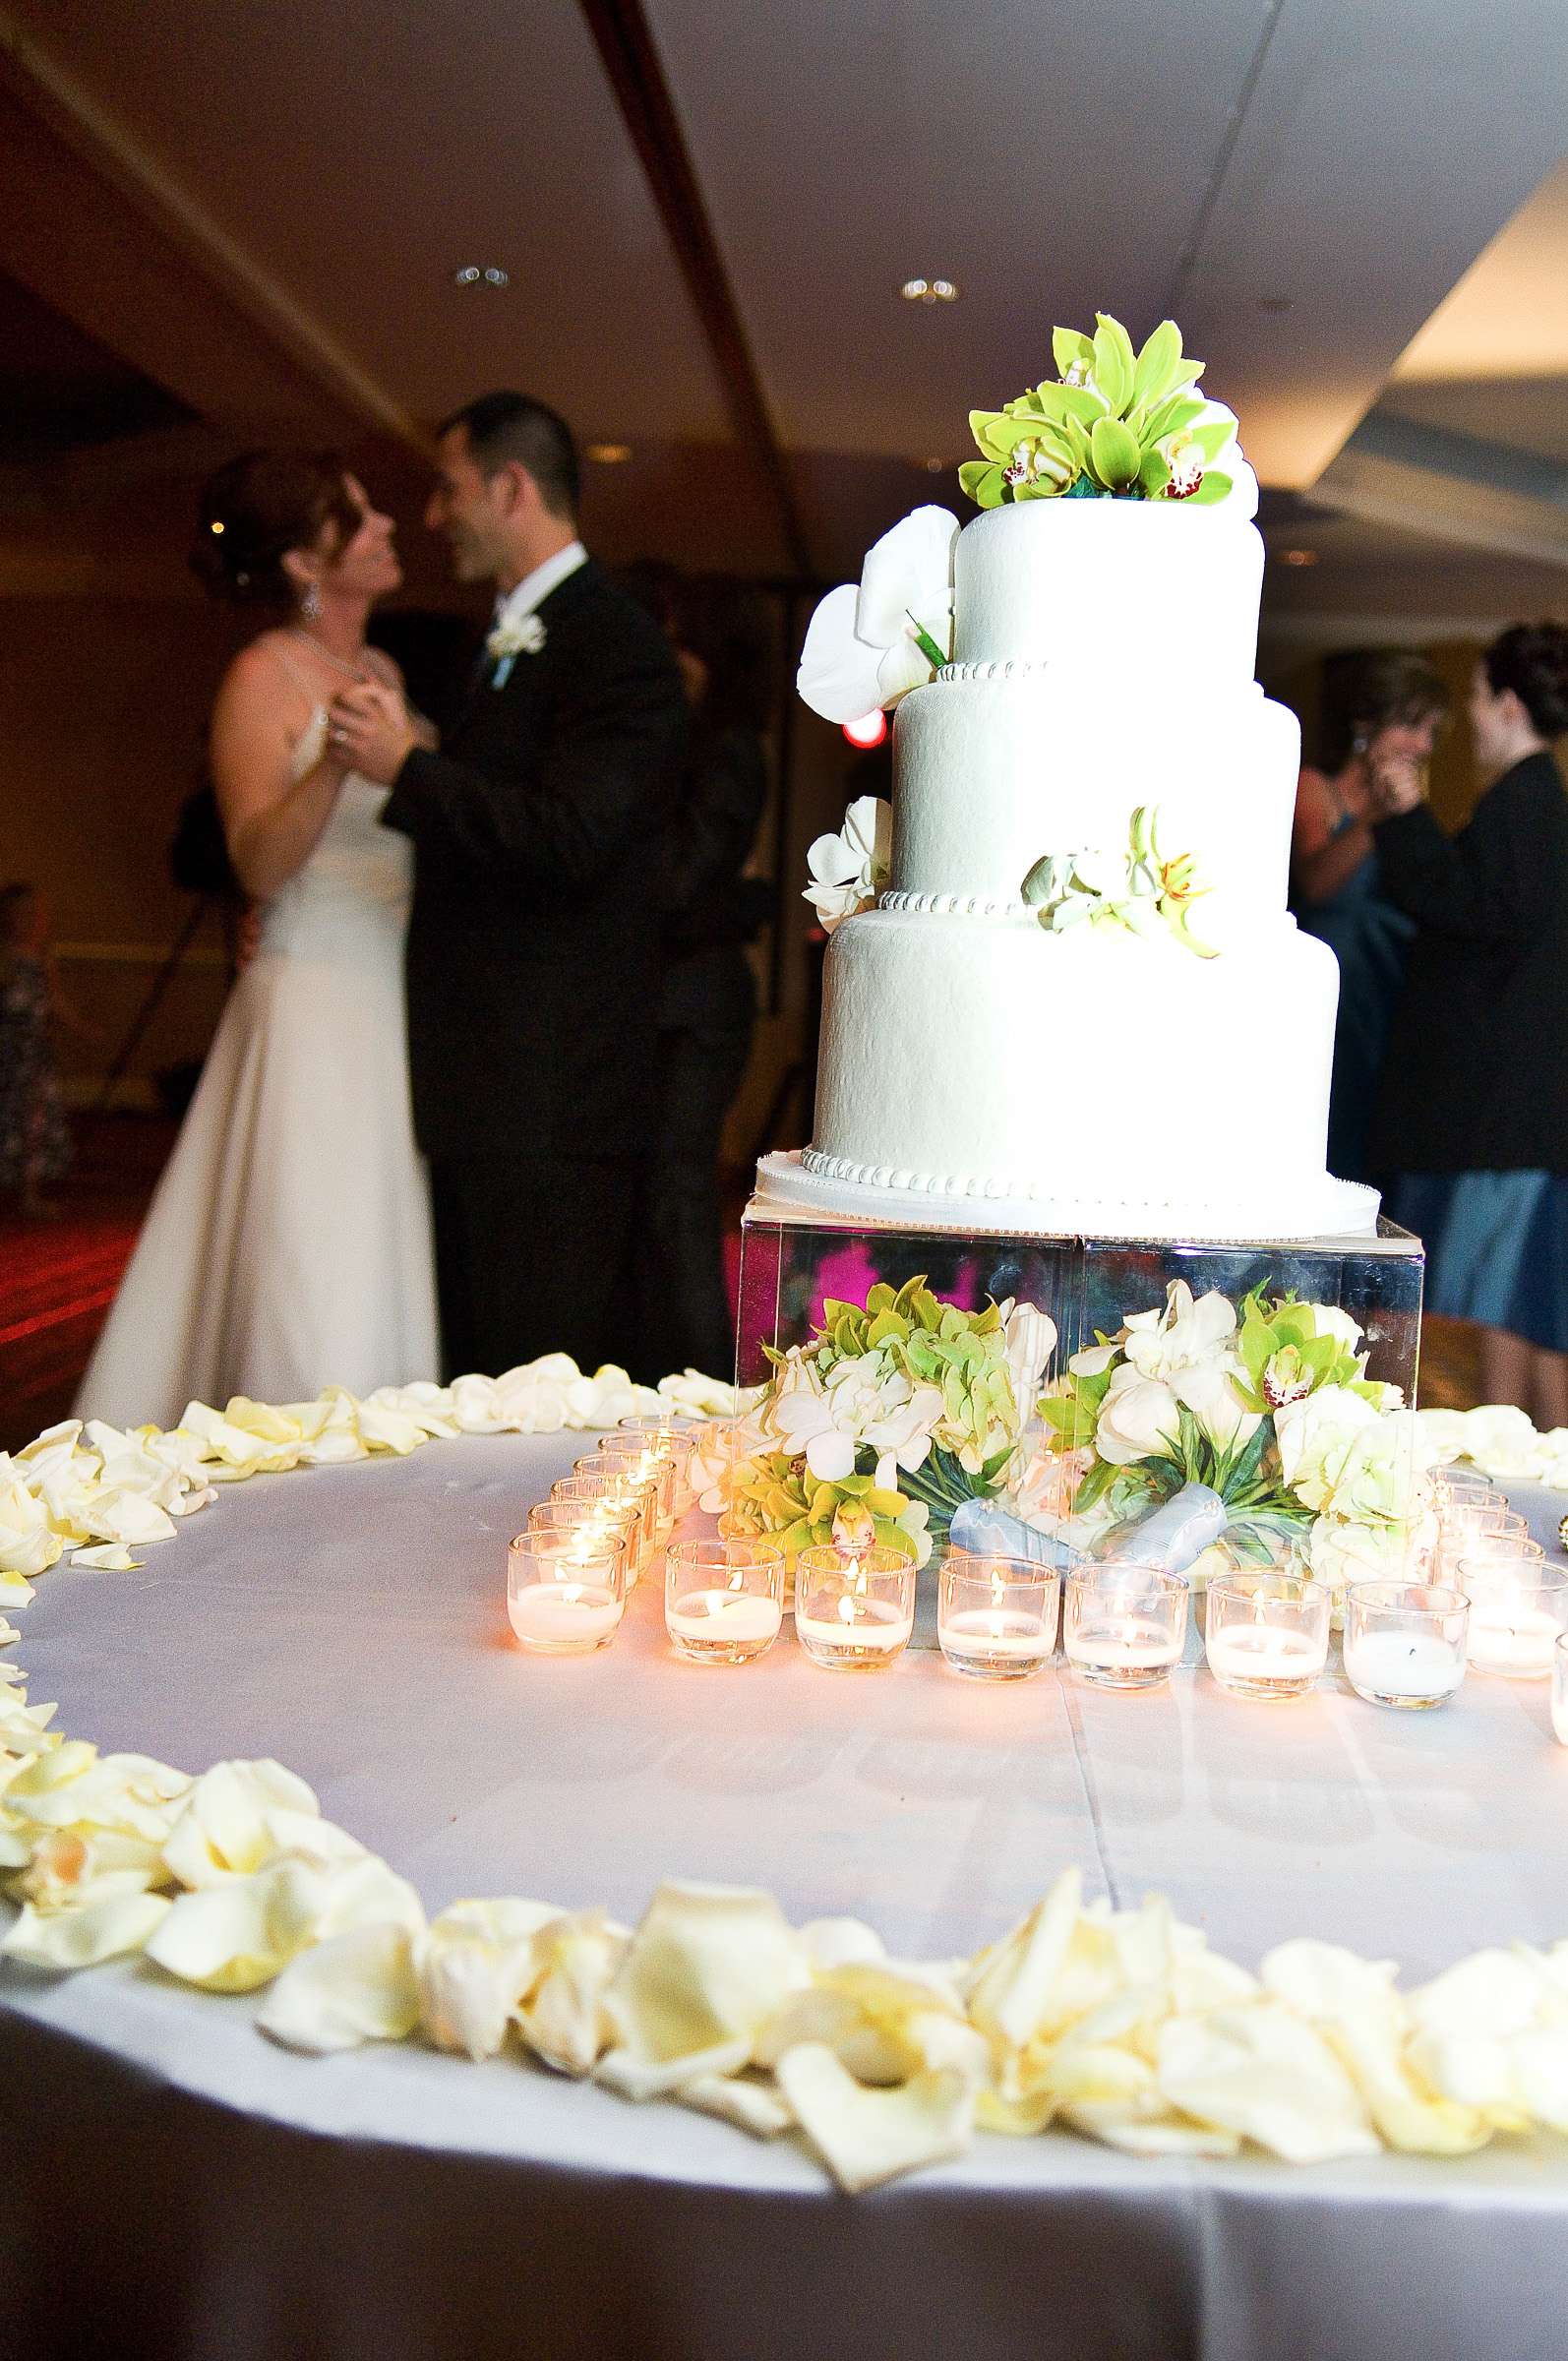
3,0 -> 733,445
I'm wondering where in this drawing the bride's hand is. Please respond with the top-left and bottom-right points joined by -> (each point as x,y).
329,682 -> 418,785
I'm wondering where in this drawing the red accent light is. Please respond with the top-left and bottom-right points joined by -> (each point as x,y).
841,709 -> 887,749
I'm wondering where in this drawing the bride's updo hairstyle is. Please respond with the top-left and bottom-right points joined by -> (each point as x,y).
1484,621 -> 1568,741
192,451 -> 360,609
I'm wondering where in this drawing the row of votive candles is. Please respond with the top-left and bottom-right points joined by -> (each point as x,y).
504,1442 -> 1568,1728
504,1418 -> 698,1650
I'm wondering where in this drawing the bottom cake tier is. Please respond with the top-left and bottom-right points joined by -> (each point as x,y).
788,903 -> 1372,1242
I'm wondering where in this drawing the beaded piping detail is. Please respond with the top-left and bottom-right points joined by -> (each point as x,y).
877,889 -> 1031,917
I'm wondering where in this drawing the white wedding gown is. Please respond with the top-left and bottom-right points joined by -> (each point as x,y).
77,711 -> 440,1431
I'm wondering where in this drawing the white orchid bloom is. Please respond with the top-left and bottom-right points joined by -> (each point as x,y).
1001,1302 -> 1057,1423
1170,1356 -> 1262,1453
1094,1366 -> 1182,1466
804,794 -> 892,933
797,506 -> 957,724
1122,1282 -> 1237,1383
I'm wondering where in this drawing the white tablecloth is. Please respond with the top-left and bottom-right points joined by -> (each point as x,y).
7,1434 -> 1568,2361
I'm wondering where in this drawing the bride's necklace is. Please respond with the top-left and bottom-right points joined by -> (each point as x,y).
291,628 -> 369,682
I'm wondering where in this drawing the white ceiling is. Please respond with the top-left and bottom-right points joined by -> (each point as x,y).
3,0 -> 1568,611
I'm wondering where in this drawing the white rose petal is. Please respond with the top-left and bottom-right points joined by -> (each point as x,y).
259,1921 -> 422,2054
775,2043 -> 975,2194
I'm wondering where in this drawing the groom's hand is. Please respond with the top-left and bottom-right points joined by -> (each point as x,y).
330,682 -> 418,785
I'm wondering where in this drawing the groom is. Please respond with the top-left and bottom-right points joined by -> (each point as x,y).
329,392 -> 688,1380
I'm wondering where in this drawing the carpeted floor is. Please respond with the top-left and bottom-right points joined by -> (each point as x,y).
0,1115 -> 1486,1452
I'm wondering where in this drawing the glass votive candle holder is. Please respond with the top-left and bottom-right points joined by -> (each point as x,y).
621,1417 -> 698,1508
1063,1565 -> 1187,1690
1458,1563 -> 1568,1678
794,1544 -> 916,1670
937,1553 -> 1058,1680
595,1437 -> 677,1532
551,1473 -> 653,1581
1435,1466 -> 1498,1509
664,1536 -> 784,1665
1554,1632 -> 1568,1745
507,1529 -> 628,1655
1343,1581 -> 1469,1708
1204,1570 -> 1330,1700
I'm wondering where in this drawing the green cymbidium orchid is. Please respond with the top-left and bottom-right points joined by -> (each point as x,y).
961,314 -> 1240,511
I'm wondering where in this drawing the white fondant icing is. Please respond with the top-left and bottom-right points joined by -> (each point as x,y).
952,499 -> 1265,676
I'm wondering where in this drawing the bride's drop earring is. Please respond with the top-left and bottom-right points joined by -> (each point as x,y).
301,582 -> 322,623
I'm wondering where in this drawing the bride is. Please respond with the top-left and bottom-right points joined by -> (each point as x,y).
76,453 -> 440,1430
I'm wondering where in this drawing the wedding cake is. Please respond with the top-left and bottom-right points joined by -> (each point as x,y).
757,315 -> 1375,1243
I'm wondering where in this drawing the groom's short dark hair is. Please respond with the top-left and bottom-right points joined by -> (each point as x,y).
440,391 -> 580,520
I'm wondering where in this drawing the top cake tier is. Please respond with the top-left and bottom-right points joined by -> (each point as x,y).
952,499 -> 1265,678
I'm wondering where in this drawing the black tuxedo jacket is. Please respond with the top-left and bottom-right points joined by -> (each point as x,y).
382,559 -> 688,1159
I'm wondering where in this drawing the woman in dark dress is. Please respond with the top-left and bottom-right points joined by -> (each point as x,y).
1290,652 -> 1449,1185
1370,623 -> 1568,1424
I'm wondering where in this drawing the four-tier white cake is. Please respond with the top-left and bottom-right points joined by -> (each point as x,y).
759,473 -> 1375,1242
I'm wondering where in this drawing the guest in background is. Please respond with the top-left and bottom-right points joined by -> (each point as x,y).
76,454 -> 439,1429
622,567 -> 771,1379
0,883 -> 80,1219
330,393 -> 688,1381
1290,651 -> 1449,1184
1370,622 -> 1568,1425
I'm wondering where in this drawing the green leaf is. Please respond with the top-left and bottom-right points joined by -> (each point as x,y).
1092,314 -> 1136,413
1061,413 -> 1095,477
1073,1454 -> 1118,1514
958,458 -> 1007,509
1090,414 -> 1141,490
1132,319 -> 1183,409
1138,448 -> 1172,497
866,1283 -> 896,1316
1183,470 -> 1233,506
1053,325 -> 1095,380
866,1308 -> 909,1350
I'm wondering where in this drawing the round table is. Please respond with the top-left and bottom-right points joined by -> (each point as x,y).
7,1432 -> 1568,2361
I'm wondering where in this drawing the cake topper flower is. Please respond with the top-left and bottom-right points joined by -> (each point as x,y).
962,315 -> 1258,516
797,506 -> 957,723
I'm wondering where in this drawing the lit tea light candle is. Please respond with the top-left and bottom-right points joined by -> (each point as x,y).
794,1544 -> 916,1671
1064,1565 -> 1187,1691
1553,1633 -> 1568,1745
795,1593 -> 914,1658
663,1536 -> 784,1665
508,1579 -> 623,1652
937,1553 -> 1057,1681
1205,1624 -> 1324,1688
1204,1570 -> 1329,1701
1466,1597 -> 1562,1678
667,1589 -> 784,1650
508,1529 -> 628,1656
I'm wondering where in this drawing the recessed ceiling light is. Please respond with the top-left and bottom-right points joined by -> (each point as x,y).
900,277 -> 958,303
452,265 -> 510,286
584,442 -> 633,464
1282,547 -> 1318,567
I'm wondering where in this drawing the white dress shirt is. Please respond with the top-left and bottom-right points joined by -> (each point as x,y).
492,539 -> 588,635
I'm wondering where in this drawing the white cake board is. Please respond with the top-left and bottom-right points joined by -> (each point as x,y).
753,1150 -> 1383,1247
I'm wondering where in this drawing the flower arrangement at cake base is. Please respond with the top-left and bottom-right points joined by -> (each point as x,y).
694,1278 -> 1057,1570
1017,1280 -> 1437,1607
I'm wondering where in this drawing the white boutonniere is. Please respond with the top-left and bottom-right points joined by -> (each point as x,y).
486,612 -> 546,687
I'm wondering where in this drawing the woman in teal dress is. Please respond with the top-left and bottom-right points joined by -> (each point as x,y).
1289,651 -> 1450,1185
